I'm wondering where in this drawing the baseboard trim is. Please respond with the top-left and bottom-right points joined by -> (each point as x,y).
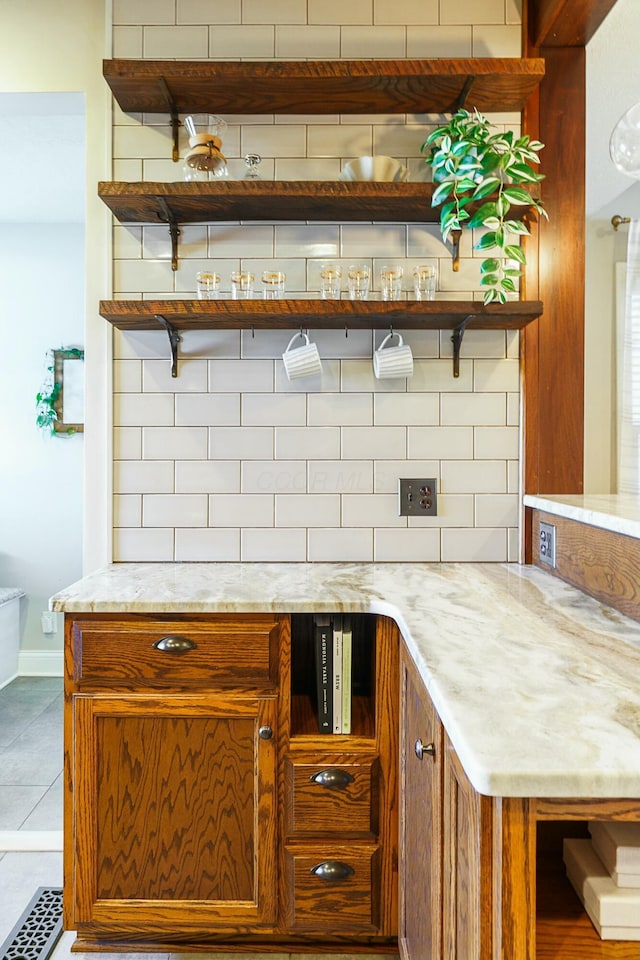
18,650 -> 63,677
0,830 -> 63,851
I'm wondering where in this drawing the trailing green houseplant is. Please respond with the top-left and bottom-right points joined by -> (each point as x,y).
422,108 -> 548,304
36,347 -> 84,436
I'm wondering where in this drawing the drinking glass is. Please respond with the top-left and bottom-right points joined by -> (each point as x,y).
380,264 -> 404,301
196,271 -> 221,299
412,264 -> 437,300
319,263 -> 342,299
347,263 -> 370,301
243,154 -> 263,179
230,270 -> 255,299
262,270 -> 286,299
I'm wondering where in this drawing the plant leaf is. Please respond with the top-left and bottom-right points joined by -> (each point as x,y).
501,277 -> 517,292
432,180 -> 455,205
475,232 -> 498,250
504,244 -> 527,264
471,177 -> 501,200
480,258 -> 500,273
504,219 -> 530,235
502,186 -> 532,205
480,274 -> 500,286
508,162 -> 543,183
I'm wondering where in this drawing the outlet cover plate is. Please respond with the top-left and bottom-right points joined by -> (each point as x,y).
398,478 -> 437,516
539,521 -> 556,567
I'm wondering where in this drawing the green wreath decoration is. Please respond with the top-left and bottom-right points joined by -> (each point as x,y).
36,347 -> 84,436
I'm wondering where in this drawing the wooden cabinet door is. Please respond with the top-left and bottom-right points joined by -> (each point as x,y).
442,733 -> 494,960
71,693 -> 277,939
398,644 -> 443,960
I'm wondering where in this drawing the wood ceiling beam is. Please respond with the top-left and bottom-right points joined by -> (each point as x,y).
531,0 -> 618,47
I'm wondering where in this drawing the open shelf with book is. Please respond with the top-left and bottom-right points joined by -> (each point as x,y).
289,613 -> 376,741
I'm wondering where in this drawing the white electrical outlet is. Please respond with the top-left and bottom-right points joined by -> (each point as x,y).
41,611 -> 57,634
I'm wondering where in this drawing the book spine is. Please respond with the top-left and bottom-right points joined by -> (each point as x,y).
332,614 -> 343,734
341,614 -> 352,735
314,616 -> 333,734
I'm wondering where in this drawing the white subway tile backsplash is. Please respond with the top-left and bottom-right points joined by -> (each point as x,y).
242,393 -> 306,426
340,25 -> 406,58
474,426 -> 519,460
244,0 -> 306,22
113,26 -> 144,57
209,360 -> 274,392
508,526 -> 520,562
407,25 -> 472,57
342,494 -> 405,528
209,24 -> 275,57
210,494 -> 274,527
475,494 -> 519,528
275,494 -> 340,527
114,495 -> 142,528
441,527 -> 507,562
373,393 -> 439,426
113,528 -> 174,562
409,359 -> 472,392
275,225 -> 340,259
243,460 -> 307,493
308,460 -> 373,494
308,0 -> 372,23
408,426 -> 473,460
175,527 -> 240,561
472,25 -> 521,57
441,460 -> 506,494
241,528 -> 307,561
308,393 -> 373,426
210,426 -> 274,460
114,427 -> 142,460
175,394 -> 240,427
143,494 -> 208,527
114,360 -> 142,394
178,0 -> 241,24
143,427 -> 208,460
307,124 -> 373,160
473,359 -> 520,392
114,393 -> 175,428
342,426 -> 407,460
440,0 -> 504,24
107,4 -> 526,562
143,360 -> 208,393
374,0 -> 437,24
441,393 -> 506,426
276,426 -> 341,460
308,528 -> 373,561
144,25 -> 209,57
276,26 -> 341,57
113,0 -> 175,24
374,528 -> 440,561
115,459 -> 175,495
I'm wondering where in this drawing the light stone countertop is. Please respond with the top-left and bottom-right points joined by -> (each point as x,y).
51,561 -> 640,800
524,493 -> 640,539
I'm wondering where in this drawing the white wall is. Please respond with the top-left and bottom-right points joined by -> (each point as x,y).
585,0 -> 640,491
0,223 -> 84,654
0,0 -> 109,664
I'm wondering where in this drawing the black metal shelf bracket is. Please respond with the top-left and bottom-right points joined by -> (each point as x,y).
451,314 -> 474,378
450,228 -> 462,271
453,75 -> 475,112
158,76 -> 181,162
156,198 -> 181,270
155,315 -> 182,378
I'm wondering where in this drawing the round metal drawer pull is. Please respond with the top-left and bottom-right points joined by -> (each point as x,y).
310,768 -> 355,790
415,738 -> 436,760
258,725 -> 273,740
152,635 -> 197,654
310,861 -> 355,881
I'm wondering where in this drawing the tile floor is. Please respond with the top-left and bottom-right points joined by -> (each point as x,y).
0,678 -> 397,960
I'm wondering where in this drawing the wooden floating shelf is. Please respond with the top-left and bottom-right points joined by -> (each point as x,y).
103,57 -> 545,116
98,180 -> 440,225
100,299 -> 543,379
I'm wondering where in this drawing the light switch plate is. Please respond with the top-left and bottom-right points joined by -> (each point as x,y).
398,478 -> 437,517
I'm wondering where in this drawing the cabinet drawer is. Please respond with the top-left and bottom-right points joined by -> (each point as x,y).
284,755 -> 378,837
284,844 -> 380,933
68,614 -> 280,688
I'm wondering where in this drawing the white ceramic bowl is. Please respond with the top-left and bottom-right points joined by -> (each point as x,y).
338,155 -> 409,182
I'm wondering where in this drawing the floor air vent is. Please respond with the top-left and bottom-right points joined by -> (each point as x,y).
0,888 -> 63,960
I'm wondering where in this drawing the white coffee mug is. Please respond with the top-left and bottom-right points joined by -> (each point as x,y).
373,331 -> 414,379
282,332 -> 323,380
